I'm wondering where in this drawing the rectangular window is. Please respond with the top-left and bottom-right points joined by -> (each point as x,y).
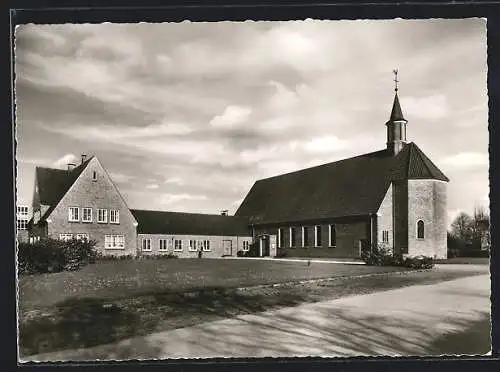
142,238 -> 152,251
105,234 -> 125,249
302,226 -> 308,247
68,207 -> 79,222
289,227 -> 296,247
18,206 -> 28,216
174,239 -> 183,251
82,208 -> 92,223
97,209 -> 108,223
382,230 -> 389,243
92,171 -> 97,181
278,228 -> 285,248
76,233 -> 89,242
17,219 -> 27,231
242,241 -> 250,251
203,240 -> 211,251
314,225 -> 322,247
109,210 -> 120,224
159,239 -> 169,251
189,239 -> 197,251
59,233 -> 73,241
329,224 -> 336,247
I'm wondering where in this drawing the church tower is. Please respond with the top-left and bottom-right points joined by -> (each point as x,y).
386,69 -> 408,155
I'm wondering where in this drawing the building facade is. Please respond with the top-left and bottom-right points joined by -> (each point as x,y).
16,205 -> 30,242
27,86 -> 449,259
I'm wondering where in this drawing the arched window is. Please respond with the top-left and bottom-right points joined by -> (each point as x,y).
417,220 -> 425,239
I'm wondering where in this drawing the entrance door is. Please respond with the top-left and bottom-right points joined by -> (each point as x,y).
223,240 -> 232,256
260,236 -> 270,256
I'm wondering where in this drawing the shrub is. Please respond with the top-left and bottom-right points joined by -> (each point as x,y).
403,255 -> 435,269
17,238 -> 98,275
237,250 -> 245,257
361,244 -> 434,269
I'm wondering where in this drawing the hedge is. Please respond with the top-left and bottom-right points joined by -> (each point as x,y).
361,245 -> 434,269
17,238 -> 99,275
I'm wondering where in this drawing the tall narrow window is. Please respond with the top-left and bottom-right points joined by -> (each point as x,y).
289,227 -> 296,247
382,230 -> 389,243
68,207 -> 79,222
110,210 -> 120,224
329,224 -> 336,247
314,225 -> 322,247
142,238 -> 152,251
159,239 -> 168,251
174,239 -> 183,251
203,240 -> 211,251
302,226 -> 308,247
82,208 -> 92,223
278,228 -> 284,248
97,209 -> 108,223
92,171 -> 97,181
417,220 -> 425,239
189,239 -> 197,251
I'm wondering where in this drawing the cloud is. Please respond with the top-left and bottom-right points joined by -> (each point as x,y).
304,136 -> 350,154
52,153 -> 79,169
401,94 -> 451,120
440,152 -> 489,169
145,183 -> 159,189
160,193 -> 208,205
210,105 -> 252,129
109,172 -> 134,184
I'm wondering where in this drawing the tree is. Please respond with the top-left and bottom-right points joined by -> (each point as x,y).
450,212 -> 473,245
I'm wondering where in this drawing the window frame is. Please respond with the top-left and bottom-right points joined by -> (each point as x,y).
105,234 -> 125,250
82,207 -> 92,223
76,233 -> 89,242
329,224 -> 336,248
242,241 -> 250,251
92,171 -> 97,181
159,238 -> 169,251
302,226 -> 307,247
189,239 -> 198,252
97,209 -> 108,224
174,239 -> 183,251
68,207 -> 79,222
142,238 -> 152,251
109,209 -> 120,224
314,225 -> 322,247
203,240 -> 211,252
417,220 -> 425,240
59,233 -> 74,241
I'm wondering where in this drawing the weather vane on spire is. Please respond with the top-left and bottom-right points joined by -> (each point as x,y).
393,68 -> 399,92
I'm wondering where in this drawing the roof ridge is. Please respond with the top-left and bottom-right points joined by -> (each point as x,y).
131,209 -> 241,217
257,148 -> 390,182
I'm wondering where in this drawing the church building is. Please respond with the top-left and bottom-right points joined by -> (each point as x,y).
235,76 -> 449,259
26,74 -> 449,260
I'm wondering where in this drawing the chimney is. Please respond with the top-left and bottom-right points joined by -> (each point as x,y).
67,163 -> 76,171
220,209 -> 228,216
81,154 -> 87,164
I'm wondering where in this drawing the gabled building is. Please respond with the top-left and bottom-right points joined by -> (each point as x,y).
236,88 -> 449,259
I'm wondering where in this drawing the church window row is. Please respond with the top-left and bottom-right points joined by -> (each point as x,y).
277,224 -> 337,248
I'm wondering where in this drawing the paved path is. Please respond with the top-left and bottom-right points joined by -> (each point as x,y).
222,257 -> 365,265
22,272 -> 490,361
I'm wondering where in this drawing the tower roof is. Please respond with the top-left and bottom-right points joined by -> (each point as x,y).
389,92 -> 406,122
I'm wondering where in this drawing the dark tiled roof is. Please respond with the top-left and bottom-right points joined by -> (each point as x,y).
389,93 -> 406,122
235,142 -> 448,225
131,209 -> 252,236
35,157 -> 93,220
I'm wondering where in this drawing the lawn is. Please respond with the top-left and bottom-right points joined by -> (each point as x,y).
18,258 -> 407,309
18,258 -> 489,358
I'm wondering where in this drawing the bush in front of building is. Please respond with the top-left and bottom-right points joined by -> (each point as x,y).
18,238 -> 98,275
361,244 -> 434,269
274,248 -> 287,258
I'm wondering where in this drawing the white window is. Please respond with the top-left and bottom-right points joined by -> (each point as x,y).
17,219 -> 27,231
82,208 -> 92,223
159,239 -> 169,251
289,227 -> 296,247
203,240 -> 211,252
17,206 -> 28,216
242,241 -> 250,251
314,225 -> 322,247
68,207 -> 79,222
197,240 -> 203,250
29,236 -> 40,244
302,226 -> 307,247
105,234 -> 125,249
109,209 -> 120,224
189,239 -> 197,251
59,233 -> 73,241
174,239 -> 183,251
142,238 -> 152,251
97,209 -> 108,223
329,224 -> 336,247
382,230 -> 389,243
76,233 -> 89,242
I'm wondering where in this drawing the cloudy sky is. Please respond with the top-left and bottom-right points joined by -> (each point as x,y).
14,18 -> 488,226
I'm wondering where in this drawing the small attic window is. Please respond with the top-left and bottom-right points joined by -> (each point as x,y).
92,171 -> 97,181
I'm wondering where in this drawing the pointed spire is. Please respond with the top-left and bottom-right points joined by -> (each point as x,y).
390,92 -> 406,122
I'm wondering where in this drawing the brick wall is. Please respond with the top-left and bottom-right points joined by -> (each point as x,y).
376,183 -> 393,252
407,179 -> 447,259
137,233 -> 253,258
46,158 -> 138,257
393,180 -> 408,255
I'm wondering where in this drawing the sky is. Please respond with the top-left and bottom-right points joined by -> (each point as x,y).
14,18 -> 488,227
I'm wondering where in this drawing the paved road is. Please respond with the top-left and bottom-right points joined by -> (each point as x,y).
22,271 -> 490,361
